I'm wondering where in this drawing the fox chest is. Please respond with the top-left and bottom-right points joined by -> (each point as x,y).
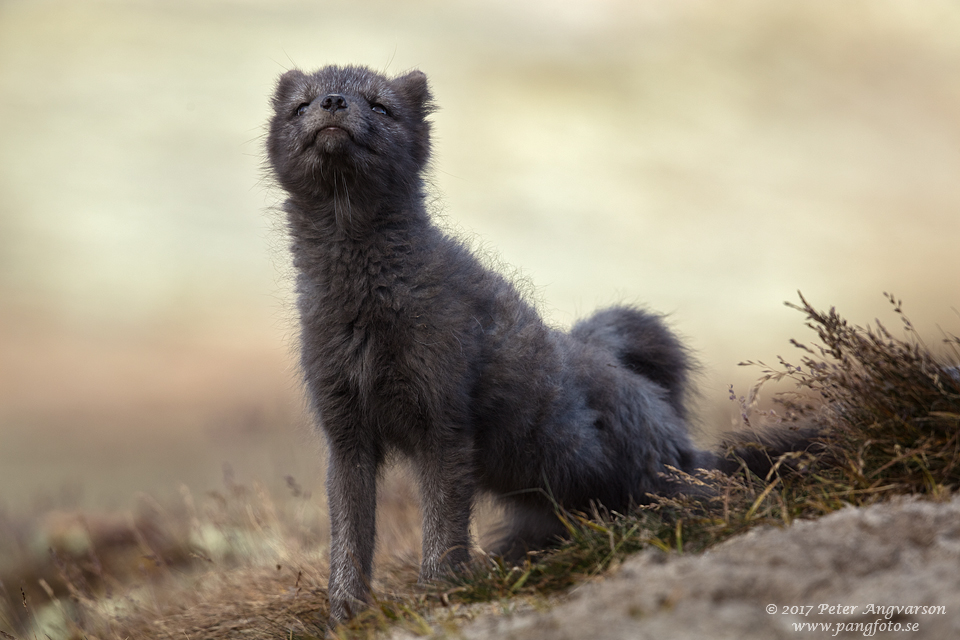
303,311 -> 450,446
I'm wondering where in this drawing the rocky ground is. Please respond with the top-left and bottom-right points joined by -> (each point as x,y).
450,496 -> 960,639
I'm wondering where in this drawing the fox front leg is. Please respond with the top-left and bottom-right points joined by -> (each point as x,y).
415,441 -> 476,582
325,444 -> 378,624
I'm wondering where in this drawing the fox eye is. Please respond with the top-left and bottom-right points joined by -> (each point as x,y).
295,102 -> 310,116
370,103 -> 388,116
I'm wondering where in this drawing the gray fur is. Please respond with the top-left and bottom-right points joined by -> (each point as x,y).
265,65 -> 800,626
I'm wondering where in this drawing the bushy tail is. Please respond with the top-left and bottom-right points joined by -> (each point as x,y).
570,306 -> 824,480
712,423 -> 825,480
571,305 -> 693,419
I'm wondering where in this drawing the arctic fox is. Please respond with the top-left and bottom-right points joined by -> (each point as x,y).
266,65 -> 803,625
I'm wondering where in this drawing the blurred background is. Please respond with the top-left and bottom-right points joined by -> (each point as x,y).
1,0 -> 959,515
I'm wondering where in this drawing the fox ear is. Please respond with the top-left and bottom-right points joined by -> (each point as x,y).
393,70 -> 436,119
272,69 -> 306,111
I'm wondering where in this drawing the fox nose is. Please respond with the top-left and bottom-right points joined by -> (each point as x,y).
320,94 -> 348,113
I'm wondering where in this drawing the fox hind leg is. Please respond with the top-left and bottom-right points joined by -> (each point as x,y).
487,500 -> 568,565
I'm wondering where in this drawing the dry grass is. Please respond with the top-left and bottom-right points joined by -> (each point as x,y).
2,293 -> 958,639
0,472 -> 332,639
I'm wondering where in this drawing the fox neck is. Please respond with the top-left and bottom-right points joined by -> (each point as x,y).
285,183 -> 431,281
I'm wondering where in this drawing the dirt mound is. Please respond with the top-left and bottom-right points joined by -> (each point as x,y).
460,496 -> 960,639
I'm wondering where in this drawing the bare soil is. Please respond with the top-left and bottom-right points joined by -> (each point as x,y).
457,497 -> 960,639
